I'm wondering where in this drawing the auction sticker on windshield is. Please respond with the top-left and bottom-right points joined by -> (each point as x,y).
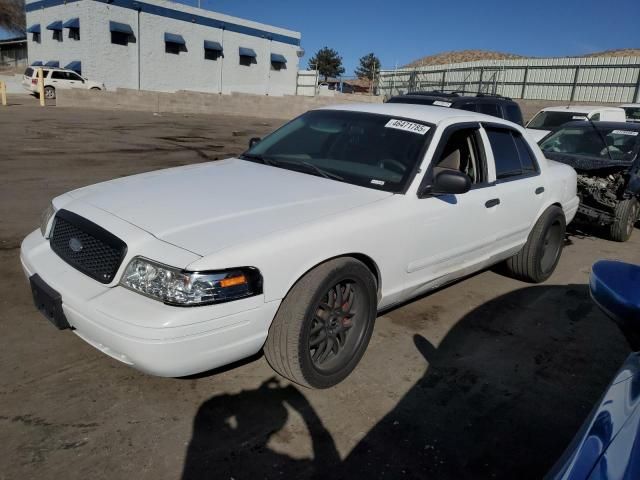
612,130 -> 639,136
433,101 -> 453,107
385,119 -> 430,135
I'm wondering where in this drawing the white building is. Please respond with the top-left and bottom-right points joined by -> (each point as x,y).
25,0 -> 302,95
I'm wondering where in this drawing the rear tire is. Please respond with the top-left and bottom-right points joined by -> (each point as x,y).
610,198 -> 639,242
44,86 -> 55,99
504,205 -> 566,283
264,258 -> 377,389
90,87 -> 101,91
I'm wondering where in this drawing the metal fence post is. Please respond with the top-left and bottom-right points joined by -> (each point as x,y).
634,69 -> 640,103
570,66 -> 581,102
478,67 -> 484,93
441,70 -> 446,90
521,66 -> 529,99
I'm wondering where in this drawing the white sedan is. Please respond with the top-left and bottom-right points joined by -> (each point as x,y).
21,104 -> 579,388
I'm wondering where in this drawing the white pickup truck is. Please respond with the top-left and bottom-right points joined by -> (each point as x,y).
21,104 -> 579,388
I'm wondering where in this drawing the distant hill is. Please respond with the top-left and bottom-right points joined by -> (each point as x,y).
404,48 -> 640,68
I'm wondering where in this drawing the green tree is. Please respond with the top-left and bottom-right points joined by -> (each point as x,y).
355,53 -> 381,81
0,0 -> 26,34
308,47 -> 345,81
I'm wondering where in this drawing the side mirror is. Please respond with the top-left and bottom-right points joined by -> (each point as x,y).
426,170 -> 472,196
249,137 -> 261,148
590,260 -> 640,350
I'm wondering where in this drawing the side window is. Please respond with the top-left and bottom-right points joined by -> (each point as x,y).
478,103 -> 501,118
486,128 -> 522,179
486,127 -> 539,179
50,71 -> 65,80
432,127 -> 486,185
590,113 -> 600,121
513,133 -> 539,172
69,73 -> 83,82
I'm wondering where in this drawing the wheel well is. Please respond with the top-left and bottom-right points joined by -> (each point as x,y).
286,253 -> 382,301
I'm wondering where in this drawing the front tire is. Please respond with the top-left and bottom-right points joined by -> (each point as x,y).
504,205 -> 566,283
610,198 -> 639,242
264,258 -> 377,389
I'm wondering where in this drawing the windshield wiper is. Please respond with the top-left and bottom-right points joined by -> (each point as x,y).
241,154 -> 344,181
239,152 -> 280,166
290,161 -> 345,181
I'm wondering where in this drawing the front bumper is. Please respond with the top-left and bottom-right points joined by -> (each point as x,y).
20,230 -> 280,377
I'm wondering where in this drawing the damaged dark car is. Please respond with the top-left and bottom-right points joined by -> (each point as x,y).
540,121 -> 640,242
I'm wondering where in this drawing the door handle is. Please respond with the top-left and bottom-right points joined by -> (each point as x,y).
485,198 -> 500,208
535,187 -> 545,195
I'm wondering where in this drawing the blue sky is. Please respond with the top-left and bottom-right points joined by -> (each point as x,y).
4,0 -> 639,74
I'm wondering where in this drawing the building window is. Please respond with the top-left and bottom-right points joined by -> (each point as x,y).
239,47 -> 257,66
204,41 -> 223,61
111,31 -> 130,45
165,42 -> 182,55
32,32 -> 41,43
53,30 -> 62,42
270,54 -> 287,71
164,33 -> 186,55
69,28 -> 80,41
205,49 -> 222,61
109,21 -> 135,46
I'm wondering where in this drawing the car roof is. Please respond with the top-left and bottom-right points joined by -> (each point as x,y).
559,120 -> 640,130
539,105 -> 625,114
318,102 -> 520,128
392,93 -> 517,104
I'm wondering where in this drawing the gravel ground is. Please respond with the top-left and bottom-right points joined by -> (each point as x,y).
1,97 -> 639,480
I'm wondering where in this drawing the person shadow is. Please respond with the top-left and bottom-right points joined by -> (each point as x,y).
181,377 -> 340,480
182,284 -> 628,480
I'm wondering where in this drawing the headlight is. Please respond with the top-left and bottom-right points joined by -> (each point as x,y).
120,257 -> 262,306
40,202 -> 56,238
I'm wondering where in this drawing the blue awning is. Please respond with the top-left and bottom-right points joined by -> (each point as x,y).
239,47 -> 257,58
109,21 -> 133,34
27,24 -> 41,34
45,61 -> 60,67
31,61 -> 43,66
65,61 -> 82,73
46,21 -> 63,31
204,40 -> 223,51
63,18 -> 80,29
270,53 -> 287,64
164,32 -> 185,45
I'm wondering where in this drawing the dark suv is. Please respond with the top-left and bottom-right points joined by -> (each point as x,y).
386,91 -> 524,126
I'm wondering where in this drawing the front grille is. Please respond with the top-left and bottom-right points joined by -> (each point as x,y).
50,210 -> 128,284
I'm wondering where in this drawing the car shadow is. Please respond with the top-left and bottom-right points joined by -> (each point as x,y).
182,284 -> 629,479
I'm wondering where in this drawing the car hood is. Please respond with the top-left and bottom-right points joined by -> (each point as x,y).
67,158 -> 392,256
544,152 -> 633,172
526,128 -> 551,143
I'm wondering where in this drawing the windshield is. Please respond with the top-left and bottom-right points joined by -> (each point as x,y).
623,107 -> 640,123
241,110 -> 432,192
539,126 -> 639,161
527,111 -> 587,130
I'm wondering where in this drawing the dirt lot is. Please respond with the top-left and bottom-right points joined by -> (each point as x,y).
1,96 -> 639,480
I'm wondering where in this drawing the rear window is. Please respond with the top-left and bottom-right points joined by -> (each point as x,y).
504,104 -> 524,126
24,68 -> 33,77
477,103 -> 501,118
527,111 -> 584,130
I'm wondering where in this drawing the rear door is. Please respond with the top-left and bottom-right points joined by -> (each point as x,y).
482,124 -> 546,254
